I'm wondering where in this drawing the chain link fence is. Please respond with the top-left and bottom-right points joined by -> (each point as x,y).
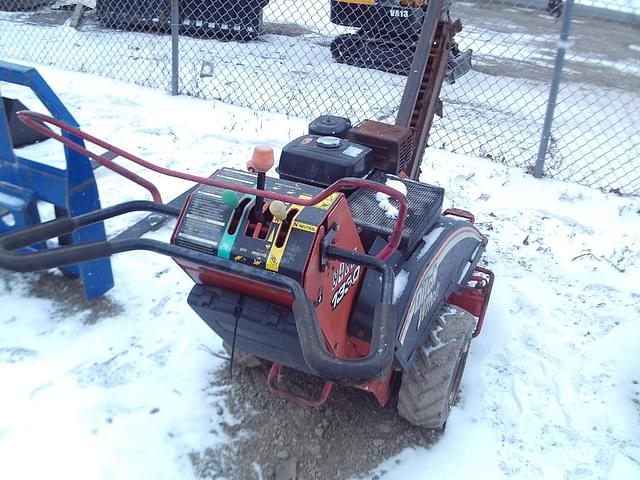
543,1 -> 639,192
176,0 -> 413,123
0,1 -> 172,90
440,0 -> 640,194
1,0 -> 639,194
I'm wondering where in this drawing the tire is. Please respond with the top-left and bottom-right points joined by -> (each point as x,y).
222,342 -> 262,369
397,304 -> 476,430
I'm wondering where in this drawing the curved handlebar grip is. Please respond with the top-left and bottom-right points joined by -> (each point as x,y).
0,215 -> 113,273
0,201 -> 179,273
0,199 -> 396,384
0,217 -> 76,252
293,298 -> 395,384
16,111 -> 408,262
0,241 -> 112,272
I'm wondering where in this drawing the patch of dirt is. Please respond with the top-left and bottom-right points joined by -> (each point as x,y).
191,364 -> 438,480
0,346 -> 38,363
27,271 -> 124,324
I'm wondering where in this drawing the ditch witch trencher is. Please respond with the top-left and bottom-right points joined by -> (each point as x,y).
0,0 -> 491,430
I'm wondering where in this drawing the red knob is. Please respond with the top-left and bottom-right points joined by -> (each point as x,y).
247,146 -> 274,173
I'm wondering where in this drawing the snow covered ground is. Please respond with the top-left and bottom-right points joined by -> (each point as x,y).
0,65 -> 639,479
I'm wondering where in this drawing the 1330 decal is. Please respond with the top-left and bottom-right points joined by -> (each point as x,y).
331,263 -> 361,310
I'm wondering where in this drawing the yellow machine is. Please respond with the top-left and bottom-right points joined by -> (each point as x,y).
330,0 -> 472,80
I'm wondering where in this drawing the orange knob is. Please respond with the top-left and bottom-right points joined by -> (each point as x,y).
247,146 -> 274,173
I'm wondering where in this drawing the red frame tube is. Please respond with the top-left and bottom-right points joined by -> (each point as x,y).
448,266 -> 494,337
18,110 -> 407,261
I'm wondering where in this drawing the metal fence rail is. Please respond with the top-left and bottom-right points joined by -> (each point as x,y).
1,0 -> 638,194
438,0 -> 640,194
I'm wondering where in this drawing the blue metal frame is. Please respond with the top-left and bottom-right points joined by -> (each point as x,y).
0,60 -> 114,299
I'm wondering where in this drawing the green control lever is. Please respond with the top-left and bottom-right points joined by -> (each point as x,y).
222,189 -> 240,209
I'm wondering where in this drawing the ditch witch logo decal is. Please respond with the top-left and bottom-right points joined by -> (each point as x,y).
399,259 -> 442,345
398,227 -> 485,345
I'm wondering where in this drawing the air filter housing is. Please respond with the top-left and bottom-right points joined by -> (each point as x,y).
308,115 -> 352,139
347,120 -> 413,174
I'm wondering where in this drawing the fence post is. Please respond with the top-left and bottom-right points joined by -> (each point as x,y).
170,0 -> 179,96
534,0 -> 575,178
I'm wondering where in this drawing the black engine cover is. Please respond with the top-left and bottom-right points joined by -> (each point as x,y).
278,135 -> 372,187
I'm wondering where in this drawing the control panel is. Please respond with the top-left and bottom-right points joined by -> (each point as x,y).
172,168 -> 341,281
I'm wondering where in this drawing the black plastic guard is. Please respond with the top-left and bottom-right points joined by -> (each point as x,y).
347,170 -> 444,254
188,284 -> 311,373
349,217 -> 486,372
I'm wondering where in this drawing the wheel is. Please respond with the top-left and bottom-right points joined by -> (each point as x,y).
397,304 -> 476,430
222,342 -> 262,369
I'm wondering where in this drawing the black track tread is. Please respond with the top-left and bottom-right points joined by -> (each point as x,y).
397,304 -> 475,429
222,342 -> 262,369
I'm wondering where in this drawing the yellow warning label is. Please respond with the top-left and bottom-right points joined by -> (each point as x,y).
314,192 -> 340,210
266,208 -> 304,272
266,252 -> 281,272
292,221 -> 318,233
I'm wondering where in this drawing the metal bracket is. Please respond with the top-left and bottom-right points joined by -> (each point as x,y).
267,363 -> 333,408
320,223 -> 339,272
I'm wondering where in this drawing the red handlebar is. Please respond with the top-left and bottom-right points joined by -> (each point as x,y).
17,110 -> 408,261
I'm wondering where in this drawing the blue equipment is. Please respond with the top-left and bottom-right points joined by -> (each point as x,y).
0,60 -> 114,299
